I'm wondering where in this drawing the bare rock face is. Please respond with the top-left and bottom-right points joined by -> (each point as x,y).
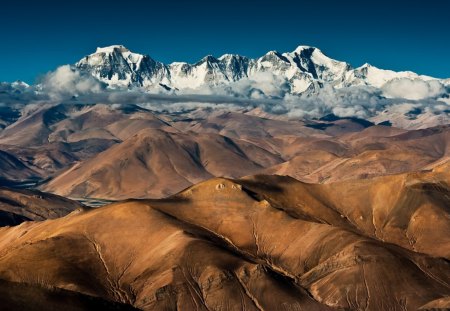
0,165 -> 448,310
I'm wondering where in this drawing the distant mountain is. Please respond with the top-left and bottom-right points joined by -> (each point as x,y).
0,81 -> 30,93
76,45 -> 436,94
0,45 -> 447,130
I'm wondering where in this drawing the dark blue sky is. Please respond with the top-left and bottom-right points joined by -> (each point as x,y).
2,0 -> 449,83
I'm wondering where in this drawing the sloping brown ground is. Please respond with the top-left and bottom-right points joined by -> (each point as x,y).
264,125 -> 450,183
0,103 -> 448,200
0,150 -> 40,183
0,164 -> 449,310
42,128 -> 283,199
0,187 -> 85,226
42,123 -> 450,200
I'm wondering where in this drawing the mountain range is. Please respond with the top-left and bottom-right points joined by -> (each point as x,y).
76,45 -> 446,94
1,44 -> 449,131
0,45 -> 450,310
0,101 -> 447,200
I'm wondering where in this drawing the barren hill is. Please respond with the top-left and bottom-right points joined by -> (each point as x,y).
43,128 -> 283,199
0,165 -> 449,310
41,115 -> 450,200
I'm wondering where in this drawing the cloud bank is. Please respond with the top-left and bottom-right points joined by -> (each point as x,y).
381,78 -> 446,100
0,66 -> 449,125
40,65 -> 105,99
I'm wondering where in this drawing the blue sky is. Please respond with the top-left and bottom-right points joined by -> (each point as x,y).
1,0 -> 449,83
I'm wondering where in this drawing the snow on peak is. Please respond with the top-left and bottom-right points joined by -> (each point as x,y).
218,54 -> 244,60
11,80 -> 30,88
95,45 -> 130,54
265,50 -> 282,56
199,55 -> 218,63
75,44 -> 446,96
292,45 -> 316,53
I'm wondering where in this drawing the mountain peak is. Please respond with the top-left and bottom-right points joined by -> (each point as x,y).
218,53 -> 242,60
95,45 -> 130,54
11,80 -> 29,88
265,50 -> 281,56
292,45 -> 317,53
196,55 -> 219,65
202,55 -> 217,61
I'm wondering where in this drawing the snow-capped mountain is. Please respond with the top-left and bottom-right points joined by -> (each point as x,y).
342,63 -> 434,88
76,45 -> 438,95
0,81 -> 30,94
0,46 -> 448,131
76,45 -> 171,88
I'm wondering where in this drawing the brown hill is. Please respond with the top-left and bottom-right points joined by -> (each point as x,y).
0,103 -> 170,147
239,170 -> 450,259
42,119 -> 450,200
0,167 -> 449,310
0,187 -> 85,226
265,125 -> 450,183
0,103 -> 173,181
42,128 -> 283,199
0,104 -> 449,201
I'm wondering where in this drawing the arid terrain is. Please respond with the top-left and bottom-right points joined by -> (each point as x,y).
0,103 -> 448,200
0,104 -> 449,310
0,166 -> 449,310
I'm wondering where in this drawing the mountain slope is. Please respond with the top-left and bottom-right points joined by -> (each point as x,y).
39,113 -> 450,200
42,128 -> 283,199
0,103 -> 170,146
0,103 -> 176,181
0,167 -> 449,310
264,125 -> 450,183
0,279 -> 138,311
0,187 -> 85,226
0,150 -> 41,185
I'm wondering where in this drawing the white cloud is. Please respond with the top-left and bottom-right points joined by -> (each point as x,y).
1,66 -> 448,127
40,65 -> 105,99
175,71 -> 291,100
381,78 -> 445,100
107,82 -> 448,123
